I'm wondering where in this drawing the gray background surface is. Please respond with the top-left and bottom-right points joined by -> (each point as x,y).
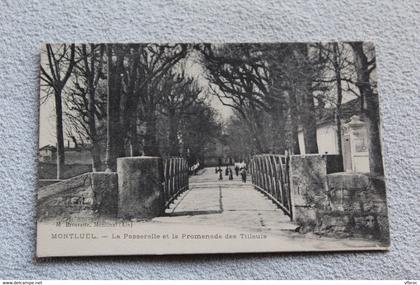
0,0 -> 419,279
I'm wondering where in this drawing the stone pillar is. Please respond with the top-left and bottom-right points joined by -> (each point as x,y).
117,156 -> 164,219
345,115 -> 369,173
289,154 -> 343,229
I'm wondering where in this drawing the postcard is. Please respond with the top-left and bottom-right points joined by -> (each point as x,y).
37,42 -> 389,257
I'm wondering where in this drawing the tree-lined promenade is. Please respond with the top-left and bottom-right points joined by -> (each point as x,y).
40,42 -> 383,179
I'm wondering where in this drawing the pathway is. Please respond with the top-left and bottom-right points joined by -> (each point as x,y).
150,167 -> 383,252
37,167 -> 385,256
158,167 -> 296,232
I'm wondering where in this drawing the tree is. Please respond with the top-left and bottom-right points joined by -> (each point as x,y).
292,44 -> 320,154
332,42 -> 344,156
201,43 -> 271,153
105,44 -> 126,171
260,44 -> 301,154
201,43 -> 323,156
224,113 -> 259,160
40,44 -> 75,179
136,44 -> 188,156
315,42 -> 356,157
65,44 -> 106,171
158,70 -> 202,156
179,102 -> 222,164
104,44 -> 188,170
349,42 -> 383,176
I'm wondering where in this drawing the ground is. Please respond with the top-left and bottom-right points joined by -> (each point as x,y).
150,167 -> 384,252
157,167 -> 296,232
37,167 -> 386,257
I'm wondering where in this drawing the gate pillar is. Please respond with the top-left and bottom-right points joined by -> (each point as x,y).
117,156 -> 164,219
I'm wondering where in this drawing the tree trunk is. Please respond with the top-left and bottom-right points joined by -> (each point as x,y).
250,101 -> 267,153
240,114 -> 264,154
54,88 -> 65,179
90,141 -> 102,171
105,44 -> 125,171
268,64 -> 287,154
83,43 -> 103,172
288,88 -> 301,154
291,123 -> 300,154
168,109 -> 180,156
122,45 -> 141,156
333,42 -> 344,156
270,105 -> 286,154
350,42 -> 384,177
143,107 -> 160,156
301,84 -> 319,154
251,122 -> 265,153
129,117 -> 141,156
335,110 -> 343,154
295,45 -> 319,154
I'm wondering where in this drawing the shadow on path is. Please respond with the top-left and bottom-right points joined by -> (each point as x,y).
165,209 -> 223,217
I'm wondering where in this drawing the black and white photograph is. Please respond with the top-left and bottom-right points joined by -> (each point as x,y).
37,42 -> 389,257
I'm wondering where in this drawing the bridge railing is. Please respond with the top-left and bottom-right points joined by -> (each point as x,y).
250,154 -> 292,218
163,157 -> 189,208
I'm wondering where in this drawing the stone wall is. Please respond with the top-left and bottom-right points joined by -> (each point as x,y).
38,172 -> 118,221
290,154 -> 389,243
322,173 -> 389,241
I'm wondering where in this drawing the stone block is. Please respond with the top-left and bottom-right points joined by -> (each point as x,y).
377,215 -> 390,243
290,169 -> 389,241
294,206 -> 317,233
37,172 -> 118,221
117,156 -> 164,220
38,173 -> 93,220
327,172 -> 370,189
91,172 -> 118,217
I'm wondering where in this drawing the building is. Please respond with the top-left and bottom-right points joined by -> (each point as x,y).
38,142 -> 95,180
38,145 -> 56,162
39,141 -> 98,165
298,98 -> 370,173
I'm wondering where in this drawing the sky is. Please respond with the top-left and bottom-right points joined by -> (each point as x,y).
39,47 -> 58,148
38,43 -> 363,148
38,47 -> 233,148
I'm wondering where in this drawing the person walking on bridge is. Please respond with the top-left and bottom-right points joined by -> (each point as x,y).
228,167 -> 233,180
234,164 -> 239,176
216,167 -> 223,180
240,167 -> 247,183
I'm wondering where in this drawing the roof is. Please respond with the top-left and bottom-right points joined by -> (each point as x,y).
39,145 -> 57,151
316,97 -> 362,126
